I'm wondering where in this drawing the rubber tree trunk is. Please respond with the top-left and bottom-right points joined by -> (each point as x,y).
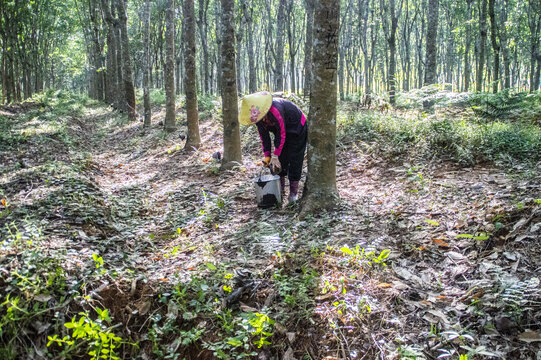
477,0 -> 488,92
286,0 -> 297,94
236,1 -> 244,94
464,0 -> 472,91
303,0 -> 314,98
387,0 -> 399,106
183,0 -> 201,150
301,0 -> 340,215
113,3 -> 125,111
247,7 -> 257,93
117,0 -> 136,120
220,0 -> 242,169
197,0 -> 210,94
102,0 -> 117,106
499,0 -> 510,89
424,0 -> 438,85
528,1 -> 541,92
215,0 -> 222,95
143,0 -> 151,127
488,0 -> 500,93
274,0 -> 286,91
164,0 -> 176,132
105,16 -> 117,104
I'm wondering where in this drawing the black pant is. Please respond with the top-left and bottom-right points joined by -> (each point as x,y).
278,126 -> 307,182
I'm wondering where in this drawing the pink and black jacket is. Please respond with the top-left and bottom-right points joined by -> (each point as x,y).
256,98 -> 307,157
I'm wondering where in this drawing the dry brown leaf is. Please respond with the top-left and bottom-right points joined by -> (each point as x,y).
517,330 -> 541,343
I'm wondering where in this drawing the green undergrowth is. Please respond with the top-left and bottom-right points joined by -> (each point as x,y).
338,93 -> 541,165
0,91 -> 142,359
134,210 -> 394,359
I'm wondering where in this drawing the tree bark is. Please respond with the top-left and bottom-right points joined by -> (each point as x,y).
143,0 -> 151,128
197,0 -> 210,94
464,0 -> 472,91
215,0 -> 222,94
89,0 -> 105,101
303,0 -> 314,98
424,0 -> 438,85
246,6 -> 257,93
301,0 -> 340,214
101,0 -> 117,106
499,0 -> 510,89
220,0 -> 242,169
164,0 -> 176,131
477,0 -> 488,92
286,0 -> 298,94
488,0 -> 500,93
236,1 -> 245,94
274,0 -> 286,91
415,0 -> 425,89
401,0 -> 413,92
112,2 -> 124,110
183,0 -> 200,150
528,0 -> 541,92
117,0 -> 136,120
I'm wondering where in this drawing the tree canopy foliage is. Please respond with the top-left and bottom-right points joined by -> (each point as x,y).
1,0 -> 540,105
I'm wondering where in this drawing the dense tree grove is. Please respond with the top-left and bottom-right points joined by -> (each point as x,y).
1,0 -> 540,105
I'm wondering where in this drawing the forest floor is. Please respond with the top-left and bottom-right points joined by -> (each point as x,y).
0,91 -> 540,360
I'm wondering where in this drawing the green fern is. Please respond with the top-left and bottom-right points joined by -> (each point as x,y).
471,90 -> 526,121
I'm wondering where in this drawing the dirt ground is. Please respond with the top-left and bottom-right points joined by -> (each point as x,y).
1,98 -> 540,359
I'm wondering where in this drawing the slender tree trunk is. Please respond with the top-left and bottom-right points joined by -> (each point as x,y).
117,0 -> 136,119
114,16 -> 124,110
236,1 -> 245,94
464,0 -> 472,91
286,0 -> 298,94
424,0 -> 438,85
528,1 -> 541,92
215,0 -> 222,94
164,0 -> 176,131
1,48 -> 6,104
416,4 -> 425,89
401,0 -> 412,92
389,9 -> 398,105
105,22 -> 116,104
303,0 -> 314,98
477,0 -> 488,92
359,0 -> 370,97
220,0 -> 242,169
143,0 -> 151,127
247,7 -> 256,93
101,0 -> 117,106
488,0 -> 500,93
274,0 -> 286,91
301,0 -> 340,214
197,0 -> 209,94
499,0 -> 510,89
184,0 -> 200,150
339,44 -> 345,100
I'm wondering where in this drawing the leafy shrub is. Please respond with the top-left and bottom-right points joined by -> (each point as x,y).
198,94 -> 219,119
337,107 -> 541,165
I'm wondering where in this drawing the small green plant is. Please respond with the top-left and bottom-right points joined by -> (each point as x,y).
455,233 -> 490,241
92,253 -> 104,269
205,311 -> 275,359
48,308 -> 127,360
340,244 -> 391,268
198,189 -> 228,227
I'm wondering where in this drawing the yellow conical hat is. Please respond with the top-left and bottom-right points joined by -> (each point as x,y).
239,92 -> 272,126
